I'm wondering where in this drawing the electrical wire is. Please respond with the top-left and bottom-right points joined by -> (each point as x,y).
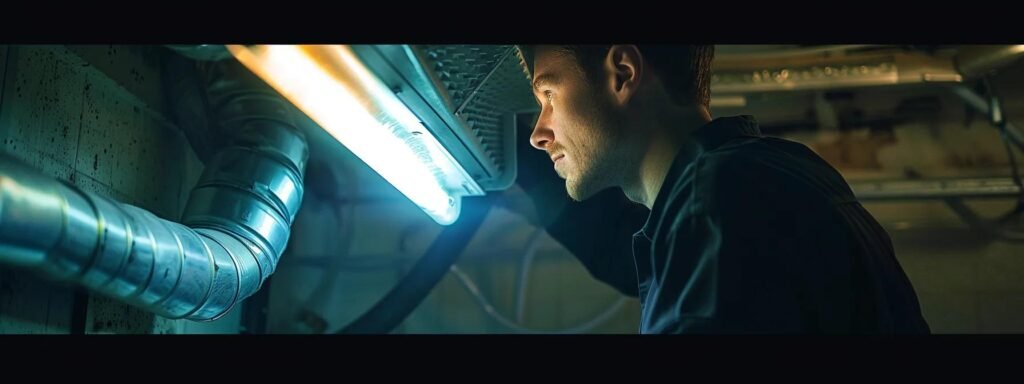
448,225 -> 630,334
514,228 -> 545,323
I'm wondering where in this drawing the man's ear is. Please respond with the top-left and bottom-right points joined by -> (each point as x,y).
605,45 -> 643,106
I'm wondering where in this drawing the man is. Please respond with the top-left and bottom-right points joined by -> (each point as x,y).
511,45 -> 930,334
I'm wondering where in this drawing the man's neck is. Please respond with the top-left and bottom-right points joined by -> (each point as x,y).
623,106 -> 710,209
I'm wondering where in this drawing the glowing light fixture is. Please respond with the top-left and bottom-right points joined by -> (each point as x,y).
227,45 -> 484,225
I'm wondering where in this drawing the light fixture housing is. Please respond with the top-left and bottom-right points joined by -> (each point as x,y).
228,45 -> 489,225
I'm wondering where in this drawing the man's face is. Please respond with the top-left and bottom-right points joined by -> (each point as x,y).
529,46 -> 627,201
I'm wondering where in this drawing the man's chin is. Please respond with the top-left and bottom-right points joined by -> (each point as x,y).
565,178 -> 598,202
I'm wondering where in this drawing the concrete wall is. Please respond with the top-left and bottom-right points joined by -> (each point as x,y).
0,45 -> 240,334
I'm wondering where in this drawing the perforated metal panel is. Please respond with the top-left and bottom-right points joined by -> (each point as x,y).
330,45 -> 535,191
416,45 -> 536,190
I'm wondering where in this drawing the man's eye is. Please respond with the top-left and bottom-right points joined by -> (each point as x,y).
544,91 -> 553,101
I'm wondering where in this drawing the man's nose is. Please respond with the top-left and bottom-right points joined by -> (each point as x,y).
530,113 -> 553,150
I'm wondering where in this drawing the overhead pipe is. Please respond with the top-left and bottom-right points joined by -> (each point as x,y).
0,59 -> 307,321
954,45 -> 1024,79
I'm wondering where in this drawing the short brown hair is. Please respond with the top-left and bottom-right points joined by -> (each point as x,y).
516,45 -> 715,109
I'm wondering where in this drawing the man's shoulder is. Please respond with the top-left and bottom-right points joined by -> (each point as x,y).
679,136 -> 850,216
696,135 -> 812,170
689,137 -> 788,192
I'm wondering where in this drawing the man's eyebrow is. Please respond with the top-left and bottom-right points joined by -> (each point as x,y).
532,73 -> 559,91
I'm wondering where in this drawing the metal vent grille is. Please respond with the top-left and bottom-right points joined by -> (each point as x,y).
420,45 -> 535,181
422,46 -> 507,109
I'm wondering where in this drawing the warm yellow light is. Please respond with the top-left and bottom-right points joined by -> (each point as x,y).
228,45 -> 483,225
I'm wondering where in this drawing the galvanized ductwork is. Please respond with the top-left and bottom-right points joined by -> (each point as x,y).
0,59 -> 307,321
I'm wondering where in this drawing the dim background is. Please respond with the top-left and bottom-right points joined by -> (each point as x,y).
1,45 -> 1022,334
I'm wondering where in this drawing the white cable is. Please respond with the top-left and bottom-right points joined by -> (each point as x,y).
449,264 -> 628,334
514,228 -> 545,322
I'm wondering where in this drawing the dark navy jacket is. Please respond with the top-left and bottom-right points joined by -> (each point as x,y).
535,116 -> 930,334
